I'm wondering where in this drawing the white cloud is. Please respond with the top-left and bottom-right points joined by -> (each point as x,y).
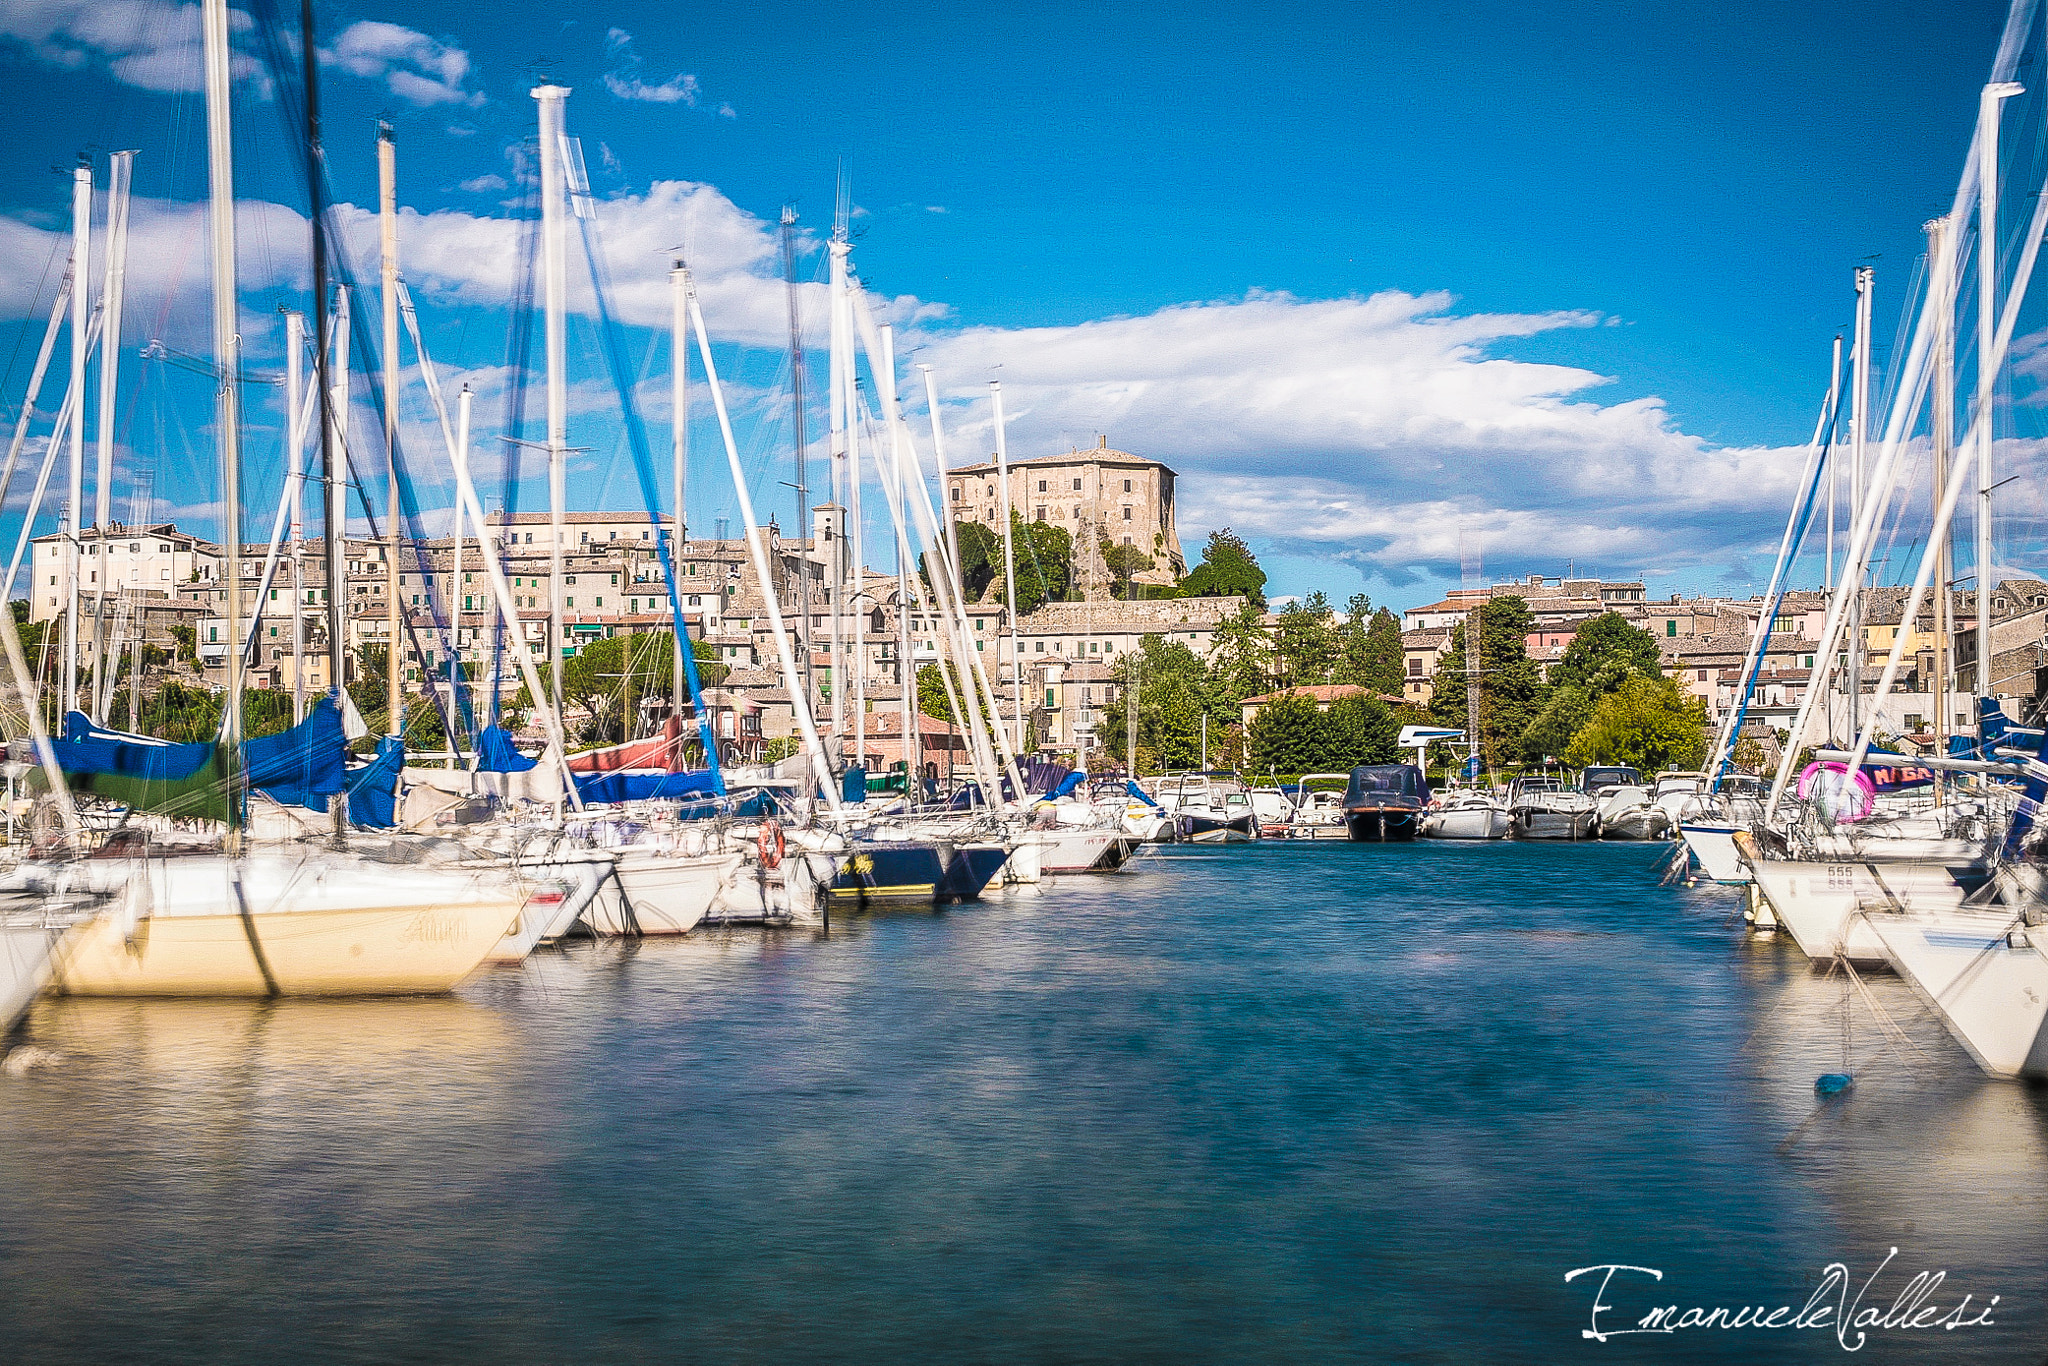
0,0 -> 267,94
601,28 -> 719,110
454,173 -> 507,194
319,20 -> 482,108
906,289 -> 1821,585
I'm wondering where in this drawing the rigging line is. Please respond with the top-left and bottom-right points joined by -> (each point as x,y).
0,233 -> 66,421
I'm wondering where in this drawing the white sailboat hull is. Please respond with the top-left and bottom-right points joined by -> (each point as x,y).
1679,824 -> 1749,884
1745,857 -> 1971,964
1870,908 -> 2048,1078
586,848 -> 742,935
1,919 -> 64,1033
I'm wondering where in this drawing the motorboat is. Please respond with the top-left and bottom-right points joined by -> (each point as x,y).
1285,775 -> 1351,840
1506,774 -> 1597,840
1170,777 -> 1260,843
1248,784 -> 1295,839
1420,788 -> 1510,840
1341,764 -> 1428,842
1581,766 -> 1667,838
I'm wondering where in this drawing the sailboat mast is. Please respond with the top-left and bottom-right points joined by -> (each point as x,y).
298,0 -> 344,842
781,205 -> 810,708
64,157 -> 89,720
989,382 -> 1024,754
287,309 -> 307,722
93,151 -> 133,536
879,324 -> 917,792
378,123 -> 403,737
202,0 -> 243,833
1977,81 -> 2022,718
534,84 -> 571,735
1848,265 -> 1871,741
670,260 -> 688,732
827,232 -> 849,746
1927,215 -> 1955,779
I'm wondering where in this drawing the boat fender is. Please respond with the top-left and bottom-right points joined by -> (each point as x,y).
757,820 -> 785,870
1814,1073 -> 1854,1096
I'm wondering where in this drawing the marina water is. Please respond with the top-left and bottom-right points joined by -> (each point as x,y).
4,840 -> 2044,1362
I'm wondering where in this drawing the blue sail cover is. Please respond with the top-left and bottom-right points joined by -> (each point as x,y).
56,697 -> 348,814
243,697 -> 350,809
572,768 -> 722,805
55,719 -> 213,782
343,736 -> 403,828
476,724 -> 539,772
1125,780 -> 1163,810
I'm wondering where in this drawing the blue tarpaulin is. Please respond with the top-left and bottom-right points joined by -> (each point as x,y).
476,725 -> 539,772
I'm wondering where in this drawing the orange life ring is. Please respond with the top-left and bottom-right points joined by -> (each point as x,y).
757,820 -> 785,870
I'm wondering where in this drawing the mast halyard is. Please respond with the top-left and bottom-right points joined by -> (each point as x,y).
1927,215 -> 1955,791
1848,265 -> 1872,743
670,259 -> 689,735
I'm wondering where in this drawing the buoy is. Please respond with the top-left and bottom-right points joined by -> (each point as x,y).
1815,1073 -> 1854,1096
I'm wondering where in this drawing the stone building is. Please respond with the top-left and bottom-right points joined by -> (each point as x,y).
943,439 -> 1186,599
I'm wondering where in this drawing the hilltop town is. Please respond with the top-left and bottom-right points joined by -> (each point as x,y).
28,438 -> 2047,773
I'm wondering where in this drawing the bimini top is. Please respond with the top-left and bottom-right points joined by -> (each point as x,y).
1343,763 -> 1428,808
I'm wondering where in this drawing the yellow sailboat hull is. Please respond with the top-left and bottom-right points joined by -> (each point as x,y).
51,901 -> 520,997
44,853 -> 523,997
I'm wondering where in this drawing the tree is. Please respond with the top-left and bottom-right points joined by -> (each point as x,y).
1006,513 -> 1072,615
1334,595 -> 1403,694
1246,689 -> 1400,774
921,663 -> 966,724
1271,591 -> 1341,687
515,631 -> 727,746
1179,527 -> 1267,607
1324,693 -> 1401,769
1551,612 -> 1663,696
1248,691 -> 1324,773
920,520 -> 1002,603
1100,633 -> 1237,771
1518,684 -> 1593,764
1207,599 -> 1273,702
1099,535 -> 1155,597
1564,675 -> 1709,773
1426,596 -> 1547,769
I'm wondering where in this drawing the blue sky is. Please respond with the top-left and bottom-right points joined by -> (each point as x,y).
1,0 -> 2044,613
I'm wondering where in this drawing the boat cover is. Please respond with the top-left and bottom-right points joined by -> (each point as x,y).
475,724 -> 539,772
54,697 -> 350,822
571,768 -> 721,805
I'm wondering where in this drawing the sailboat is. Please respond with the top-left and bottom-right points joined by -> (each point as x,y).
21,0 -> 532,998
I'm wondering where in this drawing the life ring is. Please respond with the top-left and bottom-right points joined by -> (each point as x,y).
757,819 -> 785,869
1797,762 -> 1875,824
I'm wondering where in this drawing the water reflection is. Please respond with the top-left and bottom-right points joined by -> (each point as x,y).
0,840 -> 2044,1362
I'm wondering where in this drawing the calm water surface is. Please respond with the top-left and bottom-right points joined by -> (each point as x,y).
4,840 -> 2046,1363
